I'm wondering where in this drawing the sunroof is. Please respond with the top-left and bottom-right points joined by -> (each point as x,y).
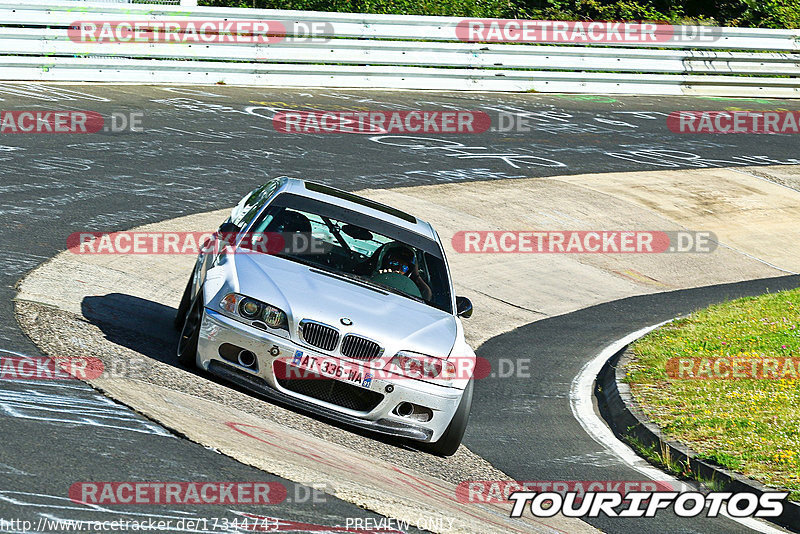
304,182 -> 417,224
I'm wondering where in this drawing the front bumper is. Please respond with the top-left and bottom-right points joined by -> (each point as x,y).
197,308 -> 463,442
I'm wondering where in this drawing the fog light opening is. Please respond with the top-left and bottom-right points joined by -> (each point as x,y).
396,402 -> 414,417
237,350 -> 257,369
393,402 -> 433,423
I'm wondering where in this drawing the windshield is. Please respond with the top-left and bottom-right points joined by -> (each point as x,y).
243,193 -> 453,314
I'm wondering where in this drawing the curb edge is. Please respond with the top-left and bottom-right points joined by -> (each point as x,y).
595,345 -> 800,533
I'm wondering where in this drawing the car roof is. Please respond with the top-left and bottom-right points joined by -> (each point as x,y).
278,178 -> 438,241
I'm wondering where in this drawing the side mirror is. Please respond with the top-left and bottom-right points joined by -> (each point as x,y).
456,296 -> 473,318
217,221 -> 241,243
218,221 -> 241,235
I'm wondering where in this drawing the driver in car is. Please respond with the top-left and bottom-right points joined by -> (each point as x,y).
374,246 -> 433,301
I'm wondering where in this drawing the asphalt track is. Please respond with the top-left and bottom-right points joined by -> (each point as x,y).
2,83 -> 800,533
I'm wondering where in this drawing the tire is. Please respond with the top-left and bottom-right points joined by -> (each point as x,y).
176,293 -> 202,367
174,272 -> 195,331
420,379 -> 473,457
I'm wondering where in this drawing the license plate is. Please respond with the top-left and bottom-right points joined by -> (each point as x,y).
289,350 -> 373,389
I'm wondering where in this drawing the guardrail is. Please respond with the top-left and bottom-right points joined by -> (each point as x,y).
1,0 -> 799,95
62,1 -> 183,4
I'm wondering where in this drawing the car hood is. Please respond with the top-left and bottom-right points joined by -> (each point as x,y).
230,253 -> 457,359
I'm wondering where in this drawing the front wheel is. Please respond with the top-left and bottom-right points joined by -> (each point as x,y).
176,293 -> 202,367
174,271 -> 195,331
420,379 -> 473,457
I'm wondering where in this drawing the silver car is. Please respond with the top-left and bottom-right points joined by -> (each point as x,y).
174,178 -> 475,455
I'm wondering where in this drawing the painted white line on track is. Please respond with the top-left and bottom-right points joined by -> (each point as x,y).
569,322 -> 791,534
712,241 -> 799,276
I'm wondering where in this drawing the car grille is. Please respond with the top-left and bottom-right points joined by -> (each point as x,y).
341,334 -> 382,361
299,320 -> 339,351
273,360 -> 383,412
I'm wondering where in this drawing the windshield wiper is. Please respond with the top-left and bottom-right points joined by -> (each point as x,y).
273,252 -> 333,272
331,270 -> 388,291
357,275 -> 427,303
383,286 -> 427,304
317,269 -> 427,304
307,267 -> 388,295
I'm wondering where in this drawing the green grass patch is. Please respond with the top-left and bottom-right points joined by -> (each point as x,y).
625,435 -> 729,491
626,287 -> 800,500
200,0 -> 800,29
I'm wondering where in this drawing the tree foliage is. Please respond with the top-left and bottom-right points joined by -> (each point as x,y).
200,0 -> 800,27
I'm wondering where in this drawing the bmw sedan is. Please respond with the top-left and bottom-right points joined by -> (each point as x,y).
174,178 -> 475,455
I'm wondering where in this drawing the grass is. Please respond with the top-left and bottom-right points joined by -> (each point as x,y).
625,287 -> 800,500
626,435 -> 728,491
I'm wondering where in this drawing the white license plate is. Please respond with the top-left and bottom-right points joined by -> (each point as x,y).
288,350 -> 374,389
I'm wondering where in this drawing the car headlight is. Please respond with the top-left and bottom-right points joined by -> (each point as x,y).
388,351 -> 457,386
219,293 -> 288,332
239,298 -> 261,319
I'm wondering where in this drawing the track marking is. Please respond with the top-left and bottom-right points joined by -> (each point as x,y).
569,322 -> 791,534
